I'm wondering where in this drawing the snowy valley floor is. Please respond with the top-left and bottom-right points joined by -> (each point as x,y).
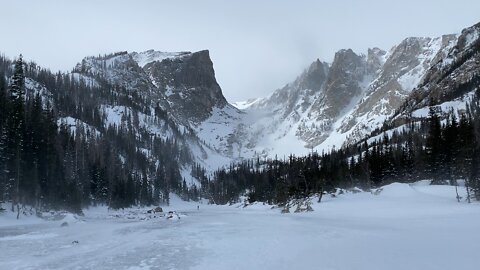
1,181 -> 480,270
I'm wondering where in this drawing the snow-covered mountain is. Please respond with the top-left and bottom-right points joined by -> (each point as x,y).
20,21 -> 480,174
76,50 -> 239,171
75,50 -> 231,124
21,49 -> 237,182
227,22 -> 479,158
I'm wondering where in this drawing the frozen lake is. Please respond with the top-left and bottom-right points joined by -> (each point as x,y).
1,182 -> 480,270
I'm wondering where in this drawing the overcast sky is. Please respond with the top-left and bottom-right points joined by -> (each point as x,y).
1,0 -> 479,102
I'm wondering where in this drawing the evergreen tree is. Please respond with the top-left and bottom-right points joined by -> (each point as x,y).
6,55 -> 26,214
425,106 -> 444,184
0,71 -> 7,206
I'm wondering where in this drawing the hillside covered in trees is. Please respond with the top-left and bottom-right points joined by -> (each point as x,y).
0,55 -> 201,215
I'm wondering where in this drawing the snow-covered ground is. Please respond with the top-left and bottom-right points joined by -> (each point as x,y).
1,183 -> 479,270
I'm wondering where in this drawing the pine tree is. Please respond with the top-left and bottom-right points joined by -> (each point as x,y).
0,72 -> 7,205
6,55 -> 26,215
443,113 -> 460,185
425,106 -> 444,184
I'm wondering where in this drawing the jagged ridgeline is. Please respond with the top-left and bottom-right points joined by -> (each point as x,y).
0,53 -> 207,214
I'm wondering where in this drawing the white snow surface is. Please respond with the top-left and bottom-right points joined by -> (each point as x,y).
100,104 -> 174,139
1,182 -> 479,270
24,78 -> 53,106
57,117 -> 101,137
180,167 -> 201,188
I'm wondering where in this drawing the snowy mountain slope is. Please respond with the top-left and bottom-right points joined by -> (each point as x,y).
75,49 -> 244,169
339,35 -> 458,145
24,77 -> 54,106
228,25 -> 475,158
398,22 -> 480,116
23,49 -> 241,178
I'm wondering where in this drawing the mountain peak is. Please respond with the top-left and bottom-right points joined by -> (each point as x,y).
142,49 -> 228,122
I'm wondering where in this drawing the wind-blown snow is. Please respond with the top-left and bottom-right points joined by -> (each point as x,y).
231,98 -> 261,110
131,50 -> 191,68
1,182 -> 478,270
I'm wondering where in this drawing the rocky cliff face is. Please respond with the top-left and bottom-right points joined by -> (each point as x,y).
300,49 -> 367,147
143,50 -> 228,122
320,49 -> 366,117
